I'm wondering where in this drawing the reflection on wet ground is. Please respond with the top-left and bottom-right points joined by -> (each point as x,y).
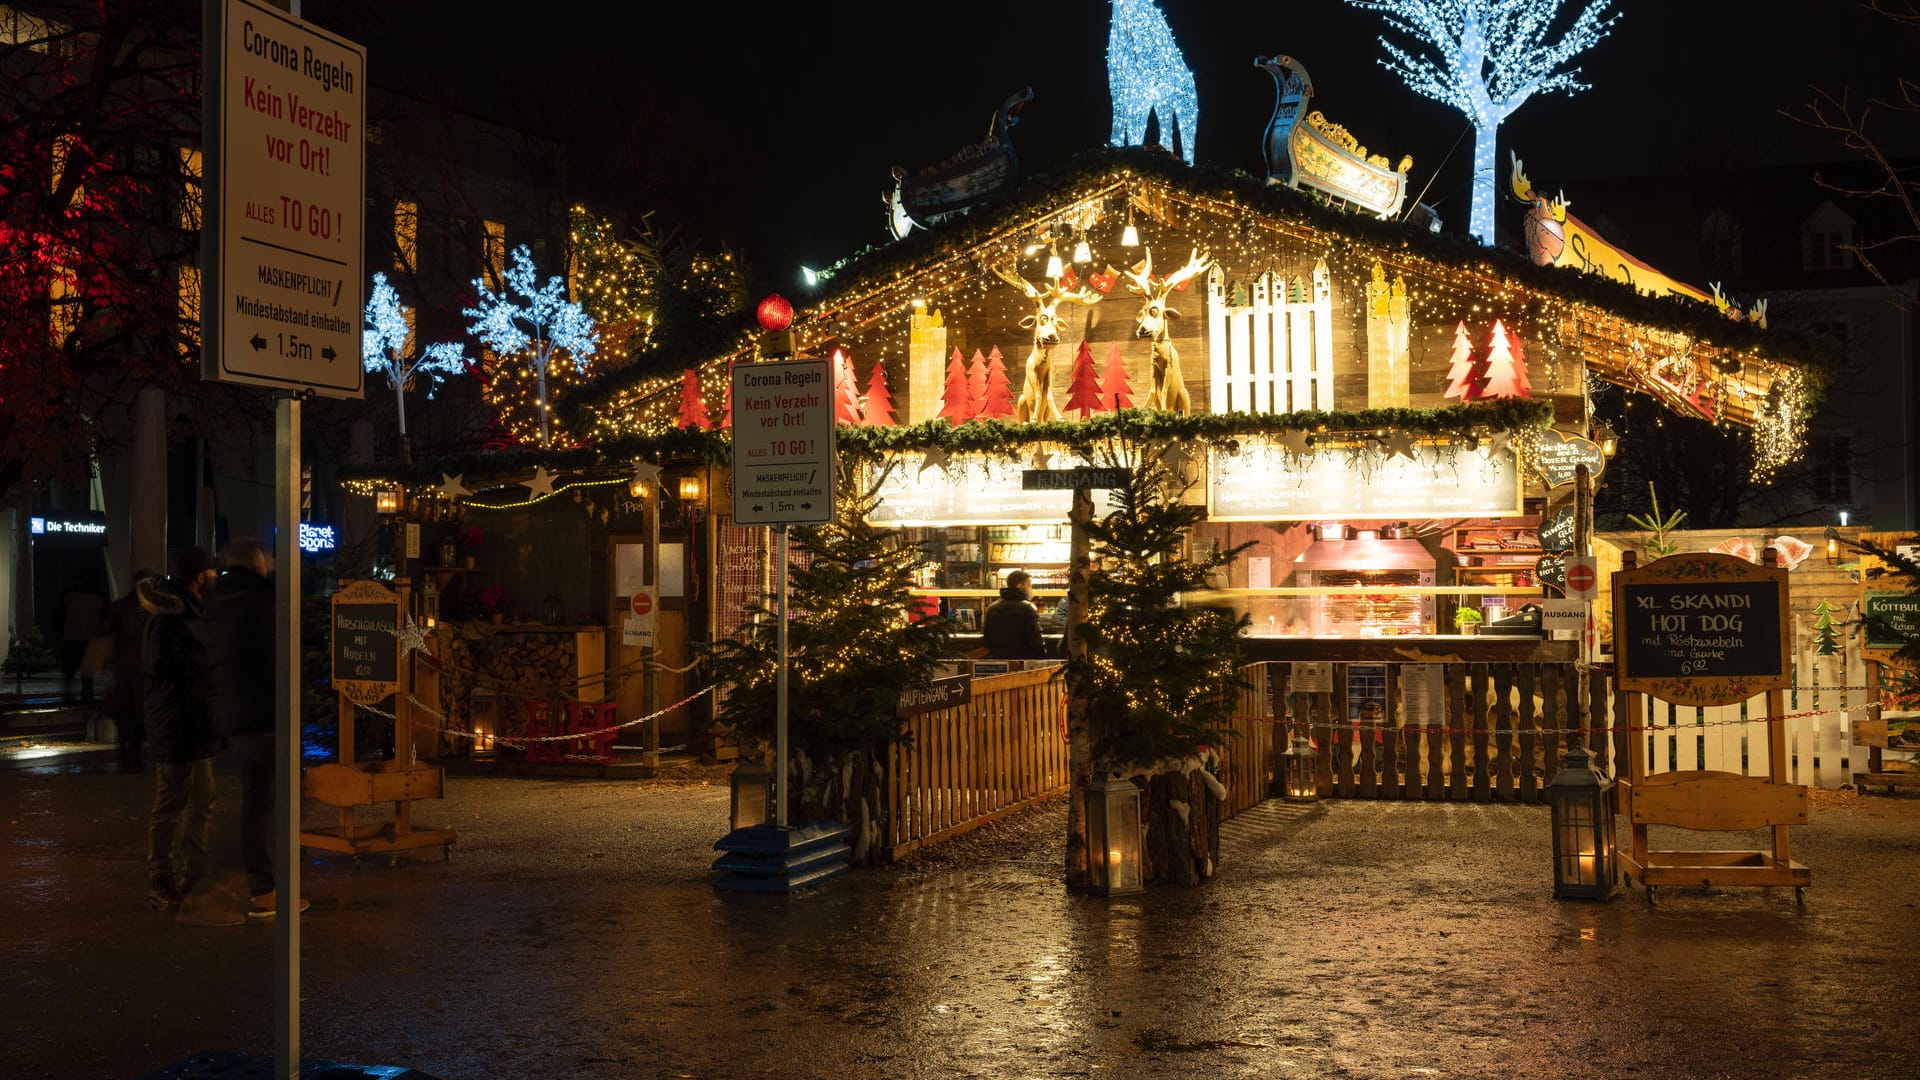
6,769 -> 1920,1078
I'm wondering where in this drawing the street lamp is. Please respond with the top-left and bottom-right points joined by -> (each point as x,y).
1281,733 -> 1319,802
1548,744 -> 1618,900
1085,773 -> 1144,895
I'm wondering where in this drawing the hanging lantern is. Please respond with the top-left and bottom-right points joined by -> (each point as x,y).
1548,745 -> 1618,900
730,761 -> 773,831
1073,236 -> 1092,265
375,489 -> 401,515
1824,526 -> 1840,566
678,473 -> 703,502
1281,733 -> 1319,802
1085,773 -> 1143,895
1121,205 -> 1139,247
1593,423 -> 1618,458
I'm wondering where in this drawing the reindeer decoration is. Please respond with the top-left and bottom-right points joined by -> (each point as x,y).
990,264 -> 1102,422
1123,247 -> 1212,414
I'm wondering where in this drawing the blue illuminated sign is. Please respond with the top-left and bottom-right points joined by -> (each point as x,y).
298,522 -> 338,554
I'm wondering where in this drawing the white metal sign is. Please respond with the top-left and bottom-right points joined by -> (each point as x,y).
730,359 -> 836,525
1565,555 -> 1600,601
204,0 -> 366,397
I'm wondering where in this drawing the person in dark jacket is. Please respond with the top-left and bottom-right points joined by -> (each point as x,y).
204,537 -> 303,918
140,546 -> 218,911
101,570 -> 154,768
982,569 -> 1047,660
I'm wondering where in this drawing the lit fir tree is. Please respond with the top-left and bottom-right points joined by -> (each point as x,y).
1063,339 -> 1104,419
567,204 -> 661,354
1478,319 -> 1529,398
464,244 -> 599,448
362,271 -> 468,462
863,360 -> 897,426
706,460 -> 953,849
1100,344 -> 1134,410
1349,0 -> 1618,245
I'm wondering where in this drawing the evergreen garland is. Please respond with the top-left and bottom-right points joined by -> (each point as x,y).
1069,433 -> 1252,771
703,458 -> 953,754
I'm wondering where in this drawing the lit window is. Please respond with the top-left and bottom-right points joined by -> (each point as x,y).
394,200 -> 417,274
483,220 -> 507,288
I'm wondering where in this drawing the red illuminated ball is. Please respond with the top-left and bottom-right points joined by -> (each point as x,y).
756,294 -> 794,332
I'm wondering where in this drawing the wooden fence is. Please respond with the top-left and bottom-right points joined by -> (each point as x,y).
884,666 -> 1071,861
1218,663 -> 1283,817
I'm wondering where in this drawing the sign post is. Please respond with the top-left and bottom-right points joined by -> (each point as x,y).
203,2 -> 364,1075
730,359 -> 836,827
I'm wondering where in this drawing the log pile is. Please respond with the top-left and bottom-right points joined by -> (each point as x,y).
434,623 -> 582,754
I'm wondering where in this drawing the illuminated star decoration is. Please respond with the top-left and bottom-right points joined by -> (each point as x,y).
918,447 -> 950,475
525,466 -> 559,499
1347,0 -> 1619,245
1380,431 -> 1417,461
1030,448 -> 1054,471
437,473 -> 472,499
1108,0 -> 1199,164
397,615 -> 429,656
629,461 -> 661,495
1280,429 -> 1313,457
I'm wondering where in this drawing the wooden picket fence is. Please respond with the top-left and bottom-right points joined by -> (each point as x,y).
1218,663 -> 1284,818
884,666 -> 1071,861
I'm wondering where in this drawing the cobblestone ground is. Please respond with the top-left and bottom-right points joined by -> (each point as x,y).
6,756 -> 1919,1079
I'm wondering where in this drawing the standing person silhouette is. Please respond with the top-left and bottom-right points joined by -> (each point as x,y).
140,547 -> 218,911
982,569 -> 1047,660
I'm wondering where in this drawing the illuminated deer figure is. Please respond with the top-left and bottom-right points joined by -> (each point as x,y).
991,263 -> 1102,422
1124,247 -> 1211,413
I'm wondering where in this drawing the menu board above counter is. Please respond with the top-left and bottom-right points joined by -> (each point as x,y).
1208,437 -> 1524,521
867,456 -> 1123,527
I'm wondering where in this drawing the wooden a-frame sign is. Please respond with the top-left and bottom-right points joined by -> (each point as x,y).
1612,550 -> 1810,899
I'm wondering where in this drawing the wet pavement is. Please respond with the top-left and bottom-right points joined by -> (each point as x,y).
6,755 -> 1920,1079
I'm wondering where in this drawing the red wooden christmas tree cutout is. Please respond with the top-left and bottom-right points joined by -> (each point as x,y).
676,369 -> 712,430
863,360 -> 896,426
1063,339 -> 1103,419
1100,344 -> 1134,411
1442,322 -> 1478,400
938,349 -> 975,425
1478,320 -> 1529,399
979,348 -> 1016,419
832,349 -> 863,424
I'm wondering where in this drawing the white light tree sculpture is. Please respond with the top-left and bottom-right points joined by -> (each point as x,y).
1348,0 -> 1617,246
363,271 -> 470,463
1108,0 -> 1198,165
463,244 -> 599,449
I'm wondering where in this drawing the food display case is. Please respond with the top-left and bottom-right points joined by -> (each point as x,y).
1291,523 -> 1438,636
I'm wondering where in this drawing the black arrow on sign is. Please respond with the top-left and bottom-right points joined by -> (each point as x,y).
751,504 -> 765,512
799,502 -> 812,510
320,346 -> 337,362
249,333 -> 267,352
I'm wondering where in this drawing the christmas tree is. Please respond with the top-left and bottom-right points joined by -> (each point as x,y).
1063,339 -> 1104,419
1811,600 -> 1841,657
938,350 -> 974,425
966,349 -> 989,413
706,460 -> 953,843
979,348 -> 1016,419
1478,319 -> 1529,399
1508,325 -> 1533,397
832,349 -> 863,425
863,360 -> 897,426
1100,344 -> 1134,410
1442,321 -> 1477,399
676,368 -> 711,430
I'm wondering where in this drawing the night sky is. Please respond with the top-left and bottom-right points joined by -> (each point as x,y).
301,0 -> 1910,291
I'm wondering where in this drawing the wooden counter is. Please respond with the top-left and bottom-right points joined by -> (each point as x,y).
1238,634 -> 1576,664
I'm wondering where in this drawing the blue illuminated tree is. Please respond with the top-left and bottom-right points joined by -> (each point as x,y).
463,244 -> 599,449
363,272 -> 469,462
1348,0 -> 1618,246
1108,0 -> 1198,165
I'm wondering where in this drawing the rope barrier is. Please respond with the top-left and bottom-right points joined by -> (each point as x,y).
352,685 -> 716,748
1231,699 -> 1884,739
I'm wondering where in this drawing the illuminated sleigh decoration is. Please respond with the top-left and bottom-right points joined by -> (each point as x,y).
1255,55 -> 1411,219
884,88 -> 1033,240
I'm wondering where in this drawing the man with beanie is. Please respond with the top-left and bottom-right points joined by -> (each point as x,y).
982,569 -> 1047,660
205,537 -> 306,919
140,546 -> 218,910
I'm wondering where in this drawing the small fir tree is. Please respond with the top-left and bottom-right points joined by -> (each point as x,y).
1100,344 -> 1134,410
966,349 -> 989,412
676,368 -> 712,430
979,349 -> 1017,419
1063,339 -> 1104,418
1811,600 -> 1841,657
1478,319 -> 1529,399
863,360 -> 897,426
1508,324 -> 1533,396
832,348 -> 864,424
706,461 -> 953,839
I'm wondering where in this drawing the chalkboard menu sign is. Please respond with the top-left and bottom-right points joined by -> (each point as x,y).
1614,553 -> 1789,706
1531,429 -> 1606,488
1863,589 -> 1920,652
332,580 -> 400,705
1535,504 -> 1575,554
1534,554 -> 1567,591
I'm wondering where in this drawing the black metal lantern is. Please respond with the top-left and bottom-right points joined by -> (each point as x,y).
1282,734 -> 1319,802
1548,745 -> 1618,900
1824,526 -> 1841,566
1085,774 -> 1144,895
729,762 -> 773,831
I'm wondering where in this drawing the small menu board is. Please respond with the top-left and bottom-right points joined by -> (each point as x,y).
332,579 -> 400,705
1614,553 -> 1788,706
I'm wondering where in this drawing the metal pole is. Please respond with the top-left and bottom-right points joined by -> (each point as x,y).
775,522 -> 789,828
273,392 -> 301,1079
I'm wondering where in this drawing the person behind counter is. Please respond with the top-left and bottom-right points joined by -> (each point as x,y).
982,569 -> 1047,659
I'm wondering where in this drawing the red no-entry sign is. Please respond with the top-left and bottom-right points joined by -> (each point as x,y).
631,592 -> 653,616
1566,557 -> 1598,600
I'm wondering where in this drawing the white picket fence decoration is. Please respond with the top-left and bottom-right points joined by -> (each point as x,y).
1627,620 -> 1869,788
1206,262 -> 1333,414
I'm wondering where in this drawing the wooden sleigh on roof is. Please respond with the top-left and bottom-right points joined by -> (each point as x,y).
1256,55 -> 1412,219
885,87 -> 1033,240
